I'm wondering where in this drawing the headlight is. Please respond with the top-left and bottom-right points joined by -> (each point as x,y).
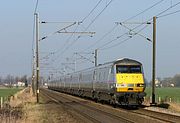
136,84 -> 144,87
116,83 -> 127,88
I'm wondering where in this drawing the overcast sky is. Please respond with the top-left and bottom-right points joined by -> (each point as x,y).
0,0 -> 180,81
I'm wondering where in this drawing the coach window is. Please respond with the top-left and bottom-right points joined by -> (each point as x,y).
99,72 -> 101,81
93,71 -> 96,81
103,71 -> 106,81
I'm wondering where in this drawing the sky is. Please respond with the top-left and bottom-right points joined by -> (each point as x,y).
0,0 -> 180,81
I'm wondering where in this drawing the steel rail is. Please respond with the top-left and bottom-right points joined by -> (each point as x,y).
131,108 -> 180,123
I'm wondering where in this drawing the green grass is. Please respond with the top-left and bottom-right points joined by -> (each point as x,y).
145,87 -> 180,103
0,88 -> 22,98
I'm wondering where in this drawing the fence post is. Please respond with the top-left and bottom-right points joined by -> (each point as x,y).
158,97 -> 161,103
150,96 -> 152,103
169,98 -> 172,103
1,97 -> 3,109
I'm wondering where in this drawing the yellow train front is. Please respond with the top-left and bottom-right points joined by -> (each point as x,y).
114,59 -> 146,105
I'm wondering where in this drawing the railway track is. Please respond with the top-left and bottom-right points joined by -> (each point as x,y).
132,108 -> 180,123
40,88 -> 180,123
41,88 -> 135,123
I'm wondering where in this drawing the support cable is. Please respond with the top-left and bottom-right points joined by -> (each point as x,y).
40,22 -> 77,41
118,22 -> 152,42
99,24 -> 149,50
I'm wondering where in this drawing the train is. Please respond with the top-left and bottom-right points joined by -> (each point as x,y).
48,58 -> 146,106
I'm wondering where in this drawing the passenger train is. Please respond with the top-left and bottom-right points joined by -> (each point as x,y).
48,58 -> 146,106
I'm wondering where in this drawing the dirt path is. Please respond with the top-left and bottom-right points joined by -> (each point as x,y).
9,87 -> 84,123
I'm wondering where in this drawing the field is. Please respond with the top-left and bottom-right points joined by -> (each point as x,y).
0,87 -> 23,98
145,87 -> 180,103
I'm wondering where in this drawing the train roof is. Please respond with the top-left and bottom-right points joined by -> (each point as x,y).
98,58 -> 142,66
114,58 -> 142,66
62,58 -> 142,76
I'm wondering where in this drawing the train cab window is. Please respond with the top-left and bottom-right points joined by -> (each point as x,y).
130,66 -> 141,73
116,66 -> 128,73
116,65 -> 141,73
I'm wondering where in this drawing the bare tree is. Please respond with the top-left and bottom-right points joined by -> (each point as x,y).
4,74 -> 14,87
173,74 -> 180,87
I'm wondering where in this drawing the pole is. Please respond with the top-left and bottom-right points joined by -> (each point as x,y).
95,49 -> 98,67
35,13 -> 40,103
74,53 -> 76,72
151,16 -> 156,105
32,55 -> 35,96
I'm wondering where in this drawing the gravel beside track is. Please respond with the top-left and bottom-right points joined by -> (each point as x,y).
40,88 -> 180,123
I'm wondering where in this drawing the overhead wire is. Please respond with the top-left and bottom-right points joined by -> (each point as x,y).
83,0 -> 165,52
81,0 -> 103,23
43,0 -> 104,66
51,0 -> 114,70
123,0 -> 166,22
40,23 -> 86,78
41,21 -> 75,24
40,22 -> 77,41
59,0 -> 115,64
97,32 -> 127,50
53,35 -> 93,72
50,24 -> 80,64
46,0 -> 178,73
100,2 -> 180,50
118,22 -> 152,42
99,0 -> 180,51
82,24 -> 118,51
99,24 -> 150,50
157,9 -> 180,18
72,0 -> 114,50
94,0 -> 180,51
80,0 -> 180,53
57,0 -> 164,71
97,21 -> 151,50
43,0 -> 180,77
40,22 -> 79,66
65,0 -> 114,52
76,53 -> 94,64
156,1 -> 180,17
56,0 -> 180,73
84,0 -> 114,32
45,0 -> 167,73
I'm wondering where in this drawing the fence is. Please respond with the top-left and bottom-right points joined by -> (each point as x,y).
0,96 -> 22,123
144,96 -> 180,104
